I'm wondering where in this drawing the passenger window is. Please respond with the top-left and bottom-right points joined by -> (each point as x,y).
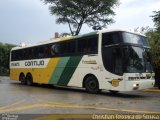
22,49 -> 28,60
78,39 -> 88,53
28,49 -> 33,59
44,45 -> 52,58
67,41 -> 76,54
102,47 -> 123,76
11,51 -> 16,61
88,37 -> 98,53
51,43 -> 61,56
102,32 -> 121,46
113,48 -> 123,75
38,47 -> 45,58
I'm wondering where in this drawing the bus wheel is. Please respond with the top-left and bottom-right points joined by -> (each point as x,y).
19,73 -> 26,85
109,90 -> 119,94
84,76 -> 100,94
26,74 -> 33,86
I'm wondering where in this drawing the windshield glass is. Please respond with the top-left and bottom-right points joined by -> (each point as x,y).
102,46 -> 153,75
123,46 -> 153,73
122,32 -> 149,46
102,31 -> 153,75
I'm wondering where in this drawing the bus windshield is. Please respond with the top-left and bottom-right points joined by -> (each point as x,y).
102,31 -> 153,75
122,32 -> 149,46
123,46 -> 153,73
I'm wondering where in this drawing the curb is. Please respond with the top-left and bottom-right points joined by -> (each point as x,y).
143,88 -> 160,92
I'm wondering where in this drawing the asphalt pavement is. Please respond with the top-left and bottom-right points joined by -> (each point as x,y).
0,76 -> 160,120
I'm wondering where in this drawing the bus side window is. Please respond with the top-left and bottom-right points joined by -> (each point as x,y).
51,43 -> 60,56
28,49 -> 33,59
102,32 -> 121,46
78,39 -> 87,53
11,51 -> 16,61
32,47 -> 37,59
22,49 -> 27,60
38,47 -> 45,58
88,37 -> 98,53
44,45 -> 51,58
68,41 -> 76,54
102,33 -> 114,46
113,48 -> 123,75
61,41 -> 76,55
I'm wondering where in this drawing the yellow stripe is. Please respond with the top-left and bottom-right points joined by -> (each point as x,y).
0,99 -> 26,110
143,89 -> 160,92
0,101 -> 159,114
34,114 -> 91,120
38,57 -> 60,83
10,58 -> 60,84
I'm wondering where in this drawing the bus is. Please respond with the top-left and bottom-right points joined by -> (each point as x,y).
10,29 -> 155,93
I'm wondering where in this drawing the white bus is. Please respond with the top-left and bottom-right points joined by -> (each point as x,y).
10,29 -> 155,93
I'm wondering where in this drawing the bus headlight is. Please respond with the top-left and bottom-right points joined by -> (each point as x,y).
133,84 -> 139,87
133,84 -> 139,90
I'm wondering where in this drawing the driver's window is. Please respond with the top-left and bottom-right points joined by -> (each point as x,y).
113,48 -> 123,75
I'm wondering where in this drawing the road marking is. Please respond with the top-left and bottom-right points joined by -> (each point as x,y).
0,99 -> 26,110
36,98 -> 66,105
34,114 -> 92,120
36,99 -> 160,114
143,89 -> 160,92
0,101 -> 160,114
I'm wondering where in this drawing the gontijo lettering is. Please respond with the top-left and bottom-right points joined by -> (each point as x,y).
25,60 -> 44,66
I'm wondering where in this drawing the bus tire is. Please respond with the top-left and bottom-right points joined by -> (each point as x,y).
84,75 -> 100,94
19,73 -> 26,85
26,73 -> 33,86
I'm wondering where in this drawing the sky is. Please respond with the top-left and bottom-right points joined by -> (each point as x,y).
0,0 -> 160,45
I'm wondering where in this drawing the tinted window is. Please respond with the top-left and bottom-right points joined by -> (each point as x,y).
78,39 -> 88,53
102,47 -> 123,75
17,50 -> 22,61
11,35 -> 99,61
122,32 -> 149,46
38,47 -> 45,58
102,32 -> 121,46
44,45 -> 52,58
51,43 -> 61,56
77,36 -> 98,54
11,51 -> 16,61
88,37 -> 98,53
61,41 -> 76,55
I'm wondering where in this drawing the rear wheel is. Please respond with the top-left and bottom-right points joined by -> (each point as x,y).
84,76 -> 100,94
19,74 -> 26,85
26,74 -> 33,86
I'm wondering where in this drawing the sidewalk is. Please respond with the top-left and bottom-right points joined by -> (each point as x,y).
143,87 -> 160,92
0,76 -> 10,82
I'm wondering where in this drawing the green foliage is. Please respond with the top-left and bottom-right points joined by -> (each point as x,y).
42,0 -> 119,35
151,11 -> 160,32
134,26 -> 153,35
0,42 -> 15,76
146,31 -> 160,69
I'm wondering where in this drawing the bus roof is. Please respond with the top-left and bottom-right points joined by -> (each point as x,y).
11,29 -> 145,51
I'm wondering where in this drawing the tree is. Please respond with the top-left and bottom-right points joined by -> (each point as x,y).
146,31 -> 160,87
0,42 -> 15,76
145,29 -> 160,87
134,26 -> 153,35
151,11 -> 160,32
42,0 -> 119,35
